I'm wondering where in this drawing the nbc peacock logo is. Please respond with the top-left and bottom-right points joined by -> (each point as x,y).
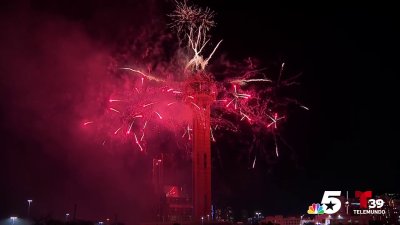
307,203 -> 325,214
306,191 -> 342,215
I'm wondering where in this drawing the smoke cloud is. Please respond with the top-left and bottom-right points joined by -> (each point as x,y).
0,1 -> 175,224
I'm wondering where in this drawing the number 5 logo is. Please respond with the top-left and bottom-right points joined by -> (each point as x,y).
321,191 -> 342,214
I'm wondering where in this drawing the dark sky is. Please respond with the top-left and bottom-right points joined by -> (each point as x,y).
1,0 -> 399,224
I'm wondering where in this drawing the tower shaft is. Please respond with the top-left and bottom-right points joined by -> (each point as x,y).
192,93 -> 212,220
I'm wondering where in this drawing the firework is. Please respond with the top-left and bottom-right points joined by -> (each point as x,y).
83,1 -> 307,163
169,1 -> 216,46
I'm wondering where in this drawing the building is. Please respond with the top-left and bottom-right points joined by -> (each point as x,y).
150,74 -> 215,223
152,155 -> 192,222
375,193 -> 400,224
186,74 -> 215,221
263,215 -> 300,225
162,185 -> 193,222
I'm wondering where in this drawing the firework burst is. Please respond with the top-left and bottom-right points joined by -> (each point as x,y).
83,1 -> 307,166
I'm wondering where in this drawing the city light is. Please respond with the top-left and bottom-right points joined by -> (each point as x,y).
27,199 -> 33,217
10,217 -> 17,225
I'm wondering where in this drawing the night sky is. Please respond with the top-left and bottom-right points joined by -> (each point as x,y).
1,1 -> 399,224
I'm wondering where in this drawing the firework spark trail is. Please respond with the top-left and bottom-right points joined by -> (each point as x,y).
127,121 -> 134,134
300,105 -> 310,110
274,133 -> 279,157
143,102 -> 156,108
140,132 -> 145,142
167,102 -> 177,106
185,28 -> 222,71
154,111 -> 163,119
210,127 -> 216,142
191,102 -> 201,110
252,156 -> 256,168
225,99 -> 235,108
225,84 -> 252,110
109,107 -> 120,113
134,132 -> 144,151
266,113 -> 285,128
277,62 -> 285,85
240,111 -> 251,122
114,127 -> 122,135
120,68 -> 165,82
109,99 -> 125,102
231,78 -> 272,86
140,121 -> 148,141
182,124 -> 193,140
202,39 -> 223,69
83,121 -> 94,126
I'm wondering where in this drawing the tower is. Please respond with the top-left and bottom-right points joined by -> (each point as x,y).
152,155 -> 164,221
186,73 -> 215,221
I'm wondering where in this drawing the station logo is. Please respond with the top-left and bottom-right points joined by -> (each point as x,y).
306,190 -> 386,215
353,190 -> 385,215
307,191 -> 342,214
307,203 -> 324,214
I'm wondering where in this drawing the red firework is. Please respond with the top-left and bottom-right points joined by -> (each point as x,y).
83,1 -> 308,165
